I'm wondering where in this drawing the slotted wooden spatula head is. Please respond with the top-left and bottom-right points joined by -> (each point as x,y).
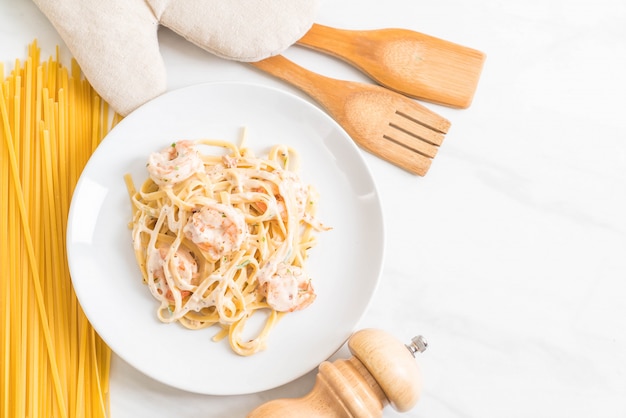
250,55 -> 451,176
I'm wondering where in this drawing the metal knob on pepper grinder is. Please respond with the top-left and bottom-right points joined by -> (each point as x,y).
247,328 -> 427,418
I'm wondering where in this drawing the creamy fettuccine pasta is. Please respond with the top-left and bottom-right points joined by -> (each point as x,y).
125,137 -> 330,356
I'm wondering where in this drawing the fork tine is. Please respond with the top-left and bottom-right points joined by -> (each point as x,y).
386,112 -> 445,158
390,111 -> 446,147
395,100 -> 451,135
373,137 -> 433,175
384,130 -> 438,159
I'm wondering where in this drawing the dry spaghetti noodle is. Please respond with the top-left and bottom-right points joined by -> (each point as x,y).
1,41 -> 118,418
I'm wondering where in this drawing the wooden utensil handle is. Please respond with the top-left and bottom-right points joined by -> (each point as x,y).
297,24 -> 366,60
250,55 -> 330,100
247,329 -> 426,418
249,55 -> 353,118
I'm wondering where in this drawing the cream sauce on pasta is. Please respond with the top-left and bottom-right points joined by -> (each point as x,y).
125,138 -> 329,356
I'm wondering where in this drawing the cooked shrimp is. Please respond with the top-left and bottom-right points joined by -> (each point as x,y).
222,154 -> 238,168
253,170 -> 308,220
148,246 -> 198,303
281,171 -> 309,217
183,203 -> 248,260
147,140 -> 204,186
261,263 -> 316,312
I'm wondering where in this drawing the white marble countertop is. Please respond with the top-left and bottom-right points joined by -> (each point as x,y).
2,0 -> 625,416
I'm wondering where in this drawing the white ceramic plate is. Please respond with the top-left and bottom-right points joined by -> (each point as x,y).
67,82 -> 384,395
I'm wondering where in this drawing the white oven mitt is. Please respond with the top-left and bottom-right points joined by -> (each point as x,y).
33,0 -> 319,116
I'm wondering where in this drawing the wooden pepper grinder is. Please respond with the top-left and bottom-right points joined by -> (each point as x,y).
247,328 -> 428,418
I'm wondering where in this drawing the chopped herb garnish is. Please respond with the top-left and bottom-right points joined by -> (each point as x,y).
236,259 -> 251,269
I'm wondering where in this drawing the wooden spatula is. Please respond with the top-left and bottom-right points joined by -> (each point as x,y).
296,24 -> 486,108
250,55 -> 450,176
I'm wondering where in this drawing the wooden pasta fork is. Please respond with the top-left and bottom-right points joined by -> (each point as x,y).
250,55 -> 450,176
